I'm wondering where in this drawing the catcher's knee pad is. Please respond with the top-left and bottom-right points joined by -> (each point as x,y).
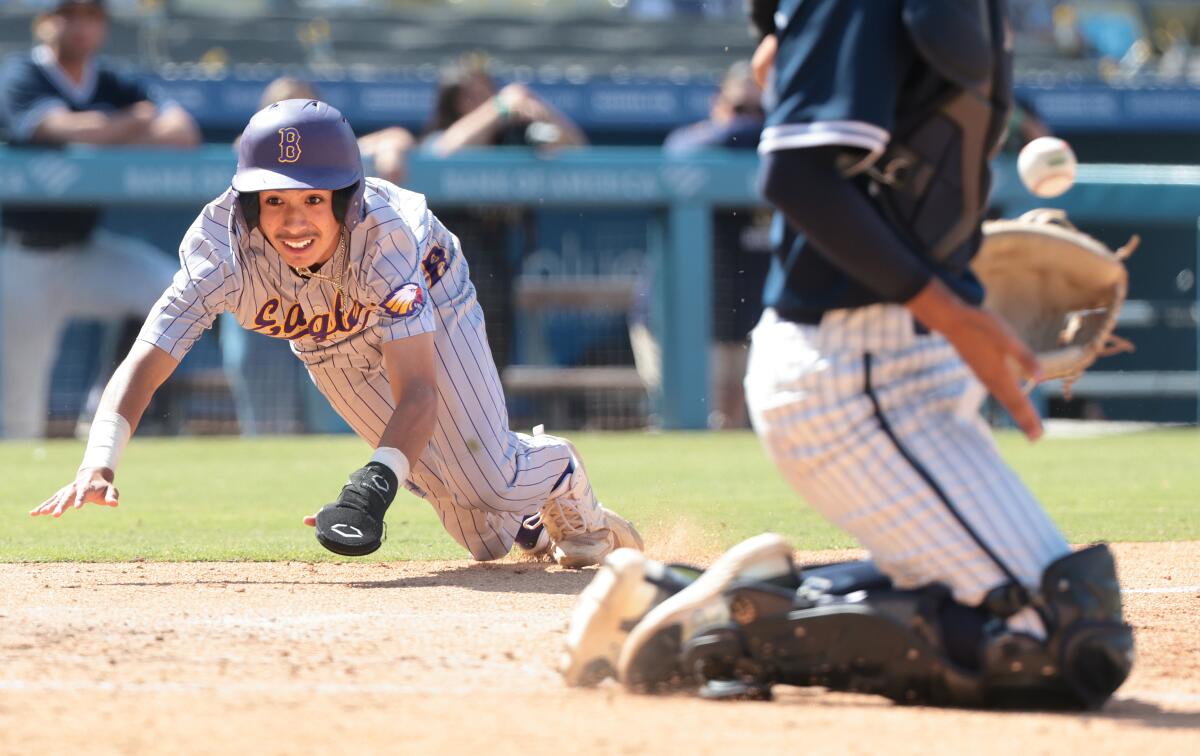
981,544 -> 1133,709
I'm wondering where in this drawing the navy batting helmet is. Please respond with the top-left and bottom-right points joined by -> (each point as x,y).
232,99 -> 366,232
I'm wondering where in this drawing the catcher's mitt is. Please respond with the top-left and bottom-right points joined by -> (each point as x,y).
973,209 -> 1138,398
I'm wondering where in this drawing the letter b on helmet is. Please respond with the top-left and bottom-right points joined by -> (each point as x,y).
277,127 -> 302,163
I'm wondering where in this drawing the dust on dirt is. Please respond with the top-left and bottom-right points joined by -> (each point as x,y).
1,542 -> 1197,756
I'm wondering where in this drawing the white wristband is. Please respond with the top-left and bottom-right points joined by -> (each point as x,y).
370,446 -> 410,483
79,411 -> 132,473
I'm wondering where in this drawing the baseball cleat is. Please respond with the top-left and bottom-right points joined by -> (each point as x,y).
562,549 -> 701,687
514,512 -> 551,558
538,442 -> 643,568
618,533 -> 796,691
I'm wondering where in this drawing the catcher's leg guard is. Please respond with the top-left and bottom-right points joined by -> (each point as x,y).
685,582 -> 985,706
981,544 -> 1133,709
684,545 -> 1132,709
619,548 -> 890,694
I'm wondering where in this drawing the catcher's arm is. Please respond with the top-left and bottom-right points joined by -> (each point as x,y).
908,278 -> 1044,440
30,342 -> 179,517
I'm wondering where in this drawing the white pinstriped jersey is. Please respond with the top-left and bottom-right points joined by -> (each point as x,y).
140,179 -> 443,367
137,178 -> 573,560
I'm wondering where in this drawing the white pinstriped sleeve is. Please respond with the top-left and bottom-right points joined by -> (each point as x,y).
136,232 -> 239,360
361,224 -> 437,343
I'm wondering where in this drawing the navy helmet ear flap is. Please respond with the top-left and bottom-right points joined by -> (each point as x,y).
237,191 -> 260,230
331,182 -> 358,226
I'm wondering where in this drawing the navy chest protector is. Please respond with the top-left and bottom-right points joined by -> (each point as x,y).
868,0 -> 1013,269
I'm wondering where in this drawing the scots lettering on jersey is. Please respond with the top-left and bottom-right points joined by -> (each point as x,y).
379,282 -> 425,319
422,245 -> 448,288
251,291 -> 367,341
278,127 -> 302,163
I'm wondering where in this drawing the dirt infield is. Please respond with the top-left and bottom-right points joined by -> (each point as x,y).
2,542 -> 1197,755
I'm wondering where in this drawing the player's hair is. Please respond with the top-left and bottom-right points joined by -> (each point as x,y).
237,183 -> 358,231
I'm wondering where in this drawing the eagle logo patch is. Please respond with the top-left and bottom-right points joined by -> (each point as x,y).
379,282 -> 426,318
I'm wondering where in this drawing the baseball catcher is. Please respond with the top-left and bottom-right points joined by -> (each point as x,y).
560,0 -> 1133,709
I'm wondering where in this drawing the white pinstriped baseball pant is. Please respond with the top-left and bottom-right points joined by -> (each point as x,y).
744,305 -> 1069,615
302,320 -> 573,563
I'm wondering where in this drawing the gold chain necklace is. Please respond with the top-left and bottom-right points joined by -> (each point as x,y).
293,231 -> 349,299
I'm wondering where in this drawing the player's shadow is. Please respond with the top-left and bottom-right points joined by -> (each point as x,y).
1092,696 -> 1200,729
774,688 -> 1200,728
99,561 -> 595,595
348,561 -> 595,595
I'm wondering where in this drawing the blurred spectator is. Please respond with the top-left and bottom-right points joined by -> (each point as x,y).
1078,1 -> 1146,61
1009,0 -> 1058,46
1053,3 -> 1090,59
664,60 -> 763,151
1155,17 -> 1193,80
638,60 -> 770,429
0,0 -> 199,439
420,55 -> 588,374
1003,96 -> 1053,155
423,54 -> 587,156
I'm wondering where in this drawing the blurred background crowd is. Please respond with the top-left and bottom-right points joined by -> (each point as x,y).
4,1 -> 1200,84
1,0 -> 1198,438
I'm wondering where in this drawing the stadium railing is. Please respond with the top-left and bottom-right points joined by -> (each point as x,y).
0,146 -> 1197,428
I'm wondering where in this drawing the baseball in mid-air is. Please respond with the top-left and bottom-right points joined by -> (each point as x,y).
1018,136 -> 1077,198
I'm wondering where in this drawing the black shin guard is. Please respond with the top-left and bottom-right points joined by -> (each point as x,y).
982,544 -> 1133,709
686,582 -> 984,706
683,546 -> 1132,710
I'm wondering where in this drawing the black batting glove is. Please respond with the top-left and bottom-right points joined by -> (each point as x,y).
313,462 -> 399,557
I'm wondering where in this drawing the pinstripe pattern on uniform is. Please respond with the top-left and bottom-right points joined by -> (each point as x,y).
136,199 -> 242,359
745,306 -> 1069,607
136,179 -> 574,560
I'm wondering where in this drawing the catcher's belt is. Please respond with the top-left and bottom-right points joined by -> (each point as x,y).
973,209 -> 1138,398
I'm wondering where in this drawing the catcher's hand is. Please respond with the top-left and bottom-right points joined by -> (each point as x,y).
30,467 -> 119,518
974,210 -> 1137,398
909,280 -> 1044,440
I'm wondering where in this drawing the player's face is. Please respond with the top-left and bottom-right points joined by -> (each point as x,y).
258,189 -> 341,269
50,6 -> 108,62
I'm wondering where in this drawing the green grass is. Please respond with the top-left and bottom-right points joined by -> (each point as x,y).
1,429 -> 1197,561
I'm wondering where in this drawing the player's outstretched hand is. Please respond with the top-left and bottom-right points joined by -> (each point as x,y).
30,467 -> 119,518
908,279 -> 1044,441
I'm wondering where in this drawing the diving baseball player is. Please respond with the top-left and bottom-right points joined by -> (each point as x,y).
562,0 -> 1132,708
30,99 -> 643,568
